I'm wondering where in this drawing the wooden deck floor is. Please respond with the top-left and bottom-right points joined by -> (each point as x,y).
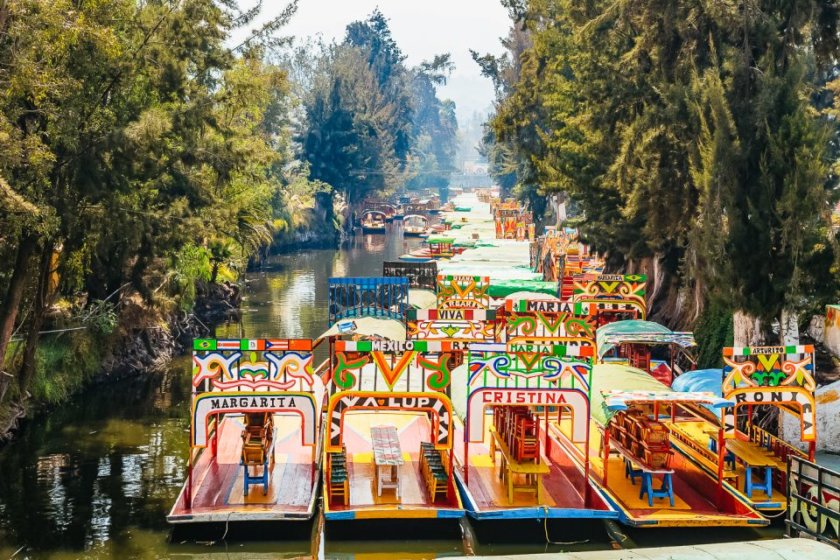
672,421 -> 787,507
583,420 -> 764,526
457,427 -> 586,512
327,411 -> 461,515
168,414 -> 318,523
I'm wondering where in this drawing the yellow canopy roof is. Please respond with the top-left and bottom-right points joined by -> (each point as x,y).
408,289 -> 437,309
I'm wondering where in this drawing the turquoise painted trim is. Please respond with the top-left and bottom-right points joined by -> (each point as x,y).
324,511 -> 356,520
466,508 -> 617,520
436,510 -> 467,519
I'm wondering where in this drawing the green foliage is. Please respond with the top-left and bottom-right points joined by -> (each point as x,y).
297,11 -> 457,204
30,332 -> 107,405
481,0 -> 840,330
172,244 -> 212,311
694,300 -> 734,369
406,56 -> 459,190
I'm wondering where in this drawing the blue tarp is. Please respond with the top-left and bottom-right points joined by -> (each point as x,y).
672,369 -> 724,416
671,369 -> 723,396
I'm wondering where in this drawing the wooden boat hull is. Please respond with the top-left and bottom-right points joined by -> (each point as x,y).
403,229 -> 426,237
167,415 -> 321,525
362,225 -> 387,234
322,410 -> 465,523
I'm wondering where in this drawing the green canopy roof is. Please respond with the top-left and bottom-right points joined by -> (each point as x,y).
487,280 -> 558,298
426,237 -> 455,244
590,364 -> 732,426
590,364 -> 670,425
596,320 -> 696,359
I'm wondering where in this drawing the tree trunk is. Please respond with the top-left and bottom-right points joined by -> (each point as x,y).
0,235 -> 37,394
17,240 -> 55,396
732,310 -> 768,346
780,308 -> 800,345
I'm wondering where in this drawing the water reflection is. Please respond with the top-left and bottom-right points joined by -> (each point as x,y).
0,228 -> 426,559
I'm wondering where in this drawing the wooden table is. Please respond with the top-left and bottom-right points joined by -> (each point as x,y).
725,439 -> 780,498
371,425 -> 404,498
489,426 -> 550,504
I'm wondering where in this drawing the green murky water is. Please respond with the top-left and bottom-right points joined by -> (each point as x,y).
0,224 -> 779,558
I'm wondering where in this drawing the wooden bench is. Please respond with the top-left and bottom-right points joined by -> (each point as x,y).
668,423 -> 739,484
726,439 -> 779,499
489,426 -> 549,504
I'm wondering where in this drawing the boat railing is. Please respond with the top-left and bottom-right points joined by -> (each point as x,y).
787,456 -> 840,549
749,425 -> 808,462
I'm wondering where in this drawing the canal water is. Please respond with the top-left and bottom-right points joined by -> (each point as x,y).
0,224 -> 777,559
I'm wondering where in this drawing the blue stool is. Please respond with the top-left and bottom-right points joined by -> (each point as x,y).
708,439 -> 736,469
624,459 -> 643,485
744,466 -> 773,498
639,472 -> 675,507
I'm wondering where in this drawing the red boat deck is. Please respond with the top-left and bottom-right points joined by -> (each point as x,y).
324,411 -> 463,519
168,414 -> 319,523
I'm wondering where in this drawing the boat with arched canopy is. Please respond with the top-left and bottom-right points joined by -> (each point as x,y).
403,214 -> 429,237
168,338 -> 324,527
361,210 -> 387,234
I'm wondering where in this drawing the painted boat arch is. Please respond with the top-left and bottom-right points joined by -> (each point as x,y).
436,274 -> 491,309
722,345 -> 818,448
169,337 -> 323,524
499,298 -> 596,341
326,391 -> 454,452
323,337 -> 464,520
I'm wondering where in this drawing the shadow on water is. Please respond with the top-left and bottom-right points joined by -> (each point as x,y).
0,225 -> 787,558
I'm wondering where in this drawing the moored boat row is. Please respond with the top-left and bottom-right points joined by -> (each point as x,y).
168,190 -> 821,540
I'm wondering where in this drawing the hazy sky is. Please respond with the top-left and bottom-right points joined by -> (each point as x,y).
260,0 -> 512,122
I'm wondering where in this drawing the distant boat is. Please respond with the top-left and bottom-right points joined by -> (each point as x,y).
361,210 -> 387,234
403,214 -> 429,237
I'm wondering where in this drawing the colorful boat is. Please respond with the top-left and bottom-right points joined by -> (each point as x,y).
668,345 -> 816,516
558,364 -> 768,528
168,338 -> 323,526
363,201 -> 397,222
361,210 -> 388,233
570,274 -> 647,326
454,339 -> 617,527
403,237 -> 463,261
596,320 -> 697,385
407,288 -> 617,532
403,214 -> 430,237
321,339 -> 465,526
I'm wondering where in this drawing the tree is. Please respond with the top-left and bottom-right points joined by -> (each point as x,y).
481,0 -> 840,347
0,0 -> 296,405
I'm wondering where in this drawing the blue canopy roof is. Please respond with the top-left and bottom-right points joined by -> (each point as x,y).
671,369 -> 725,417
671,369 -> 723,396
